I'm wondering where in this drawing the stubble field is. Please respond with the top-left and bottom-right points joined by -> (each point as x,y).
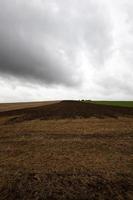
0,101 -> 133,200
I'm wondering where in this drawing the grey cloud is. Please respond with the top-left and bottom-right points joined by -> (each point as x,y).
122,1 -> 133,68
99,68 -> 133,99
0,0 -> 113,86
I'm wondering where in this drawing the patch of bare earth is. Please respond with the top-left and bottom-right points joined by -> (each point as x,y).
0,101 -> 133,199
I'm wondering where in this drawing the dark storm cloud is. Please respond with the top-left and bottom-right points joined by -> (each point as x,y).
0,0 -> 112,86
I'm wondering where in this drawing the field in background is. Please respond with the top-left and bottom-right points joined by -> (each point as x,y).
1,101 -> 133,112
0,101 -> 59,112
91,101 -> 133,108
0,101 -> 133,199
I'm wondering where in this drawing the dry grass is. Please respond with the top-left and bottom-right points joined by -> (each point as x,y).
0,114 -> 133,199
0,101 -> 59,112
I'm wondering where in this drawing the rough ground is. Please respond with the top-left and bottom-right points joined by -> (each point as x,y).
0,101 -> 133,199
1,101 -> 133,123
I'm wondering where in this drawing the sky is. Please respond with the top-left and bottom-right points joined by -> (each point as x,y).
0,0 -> 133,102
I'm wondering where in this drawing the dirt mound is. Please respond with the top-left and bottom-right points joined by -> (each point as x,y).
1,100 -> 133,123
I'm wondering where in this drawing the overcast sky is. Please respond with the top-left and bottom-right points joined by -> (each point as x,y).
0,0 -> 133,102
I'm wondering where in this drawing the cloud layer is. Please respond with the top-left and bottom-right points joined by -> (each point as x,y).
0,0 -> 133,101
0,0 -> 112,86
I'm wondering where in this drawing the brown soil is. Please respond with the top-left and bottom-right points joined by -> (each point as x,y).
0,101 -> 133,199
1,100 -> 133,123
1,170 -> 132,200
0,116 -> 133,199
